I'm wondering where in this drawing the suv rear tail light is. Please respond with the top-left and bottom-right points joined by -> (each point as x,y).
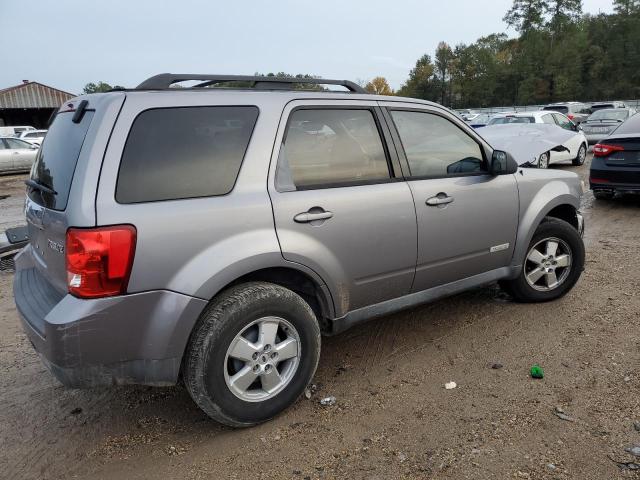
567,114 -> 574,120
593,143 -> 624,157
66,225 -> 136,298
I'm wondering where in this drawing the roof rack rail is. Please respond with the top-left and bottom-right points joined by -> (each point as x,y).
136,73 -> 367,93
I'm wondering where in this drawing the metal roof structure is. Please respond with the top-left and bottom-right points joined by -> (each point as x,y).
0,81 -> 74,109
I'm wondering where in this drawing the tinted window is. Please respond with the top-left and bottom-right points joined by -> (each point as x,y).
391,110 -> 485,177
543,105 -> 568,114
541,114 -> 556,124
276,109 -> 390,190
116,106 -> 259,203
29,111 -> 94,211
591,104 -> 614,111
488,116 -> 534,125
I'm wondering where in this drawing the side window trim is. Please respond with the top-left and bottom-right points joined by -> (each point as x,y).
382,106 -> 490,180
275,105 -> 398,193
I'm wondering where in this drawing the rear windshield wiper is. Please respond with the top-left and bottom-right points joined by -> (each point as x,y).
25,179 -> 57,195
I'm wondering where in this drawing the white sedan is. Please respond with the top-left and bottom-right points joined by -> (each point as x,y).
484,111 -> 588,167
18,129 -> 47,146
0,137 -> 39,175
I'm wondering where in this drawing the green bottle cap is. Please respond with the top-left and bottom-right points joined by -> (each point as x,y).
530,364 -> 544,379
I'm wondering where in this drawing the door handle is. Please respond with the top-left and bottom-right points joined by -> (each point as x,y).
426,193 -> 454,206
294,210 -> 333,223
12,151 -> 20,155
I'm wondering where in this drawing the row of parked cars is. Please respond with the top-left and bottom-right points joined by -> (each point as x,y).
0,126 -> 47,175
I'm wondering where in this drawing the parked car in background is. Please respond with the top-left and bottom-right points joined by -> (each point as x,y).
467,113 -> 492,128
18,129 -> 47,145
590,113 -> 640,199
0,137 -> 39,174
542,102 -> 591,124
13,73 -> 585,427
581,108 -> 637,145
0,125 -> 36,137
590,101 -> 627,111
481,111 -> 588,168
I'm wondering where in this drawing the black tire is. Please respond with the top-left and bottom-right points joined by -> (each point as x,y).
572,143 -> 587,166
538,152 -> 550,169
593,190 -> 615,200
500,218 -> 584,302
184,282 -> 321,427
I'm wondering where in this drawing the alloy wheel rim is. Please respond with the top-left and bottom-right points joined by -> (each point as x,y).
539,153 -> 549,169
524,237 -> 572,291
223,316 -> 301,402
578,145 -> 586,163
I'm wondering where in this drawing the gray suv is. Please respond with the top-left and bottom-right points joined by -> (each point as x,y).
13,74 -> 585,427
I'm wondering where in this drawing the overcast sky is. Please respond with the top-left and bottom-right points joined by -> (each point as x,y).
0,0 -> 615,94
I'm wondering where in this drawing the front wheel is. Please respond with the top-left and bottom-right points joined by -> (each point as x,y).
500,218 -> 584,302
572,143 -> 587,166
538,152 -> 550,169
184,282 -> 321,427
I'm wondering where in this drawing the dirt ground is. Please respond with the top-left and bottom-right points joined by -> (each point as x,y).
1,156 -> 639,480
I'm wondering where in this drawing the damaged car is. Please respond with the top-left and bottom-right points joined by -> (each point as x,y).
480,115 -> 588,168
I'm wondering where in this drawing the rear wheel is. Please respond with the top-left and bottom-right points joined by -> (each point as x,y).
184,282 -> 321,427
500,218 -> 584,302
572,143 -> 587,166
538,152 -> 550,169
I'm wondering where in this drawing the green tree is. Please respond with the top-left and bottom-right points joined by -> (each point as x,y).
503,0 -> 548,32
82,81 -> 124,93
612,0 -> 640,15
435,42 -> 454,105
397,54 -> 438,101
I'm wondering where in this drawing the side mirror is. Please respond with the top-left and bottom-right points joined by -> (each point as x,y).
490,150 -> 519,175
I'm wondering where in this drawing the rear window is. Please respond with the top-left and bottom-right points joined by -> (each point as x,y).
591,104 -> 614,111
488,116 -> 534,125
116,106 -> 258,203
543,106 -> 568,114
29,111 -> 94,211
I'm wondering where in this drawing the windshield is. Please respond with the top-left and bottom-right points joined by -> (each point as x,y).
488,116 -> 534,125
28,111 -> 94,211
588,109 -> 628,121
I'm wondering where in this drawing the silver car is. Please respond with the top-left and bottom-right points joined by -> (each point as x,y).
13,74 -> 586,427
580,108 -> 637,145
0,136 -> 38,174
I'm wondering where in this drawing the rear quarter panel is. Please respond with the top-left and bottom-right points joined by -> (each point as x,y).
95,92 -> 300,300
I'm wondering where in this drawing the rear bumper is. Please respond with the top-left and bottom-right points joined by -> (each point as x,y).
584,133 -> 609,145
13,245 -> 207,387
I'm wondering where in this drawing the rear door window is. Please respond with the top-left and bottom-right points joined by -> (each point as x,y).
116,106 -> 259,203
275,109 -> 390,191
28,111 -> 94,211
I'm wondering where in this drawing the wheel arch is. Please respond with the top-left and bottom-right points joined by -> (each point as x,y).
512,187 -> 581,272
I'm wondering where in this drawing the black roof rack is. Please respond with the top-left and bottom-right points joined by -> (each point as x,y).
136,73 -> 366,93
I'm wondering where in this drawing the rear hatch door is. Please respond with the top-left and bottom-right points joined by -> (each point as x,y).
25,101 -> 97,293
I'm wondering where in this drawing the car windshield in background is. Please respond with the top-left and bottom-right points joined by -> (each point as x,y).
28,111 -> 94,211
543,106 -> 568,114
588,109 -> 628,122
488,116 -> 534,125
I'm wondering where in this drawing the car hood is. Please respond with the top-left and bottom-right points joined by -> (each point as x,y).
479,124 -> 576,165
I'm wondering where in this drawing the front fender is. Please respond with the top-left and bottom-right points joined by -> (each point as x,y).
512,174 -> 581,269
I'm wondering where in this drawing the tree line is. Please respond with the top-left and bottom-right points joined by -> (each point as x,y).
82,0 -> 639,108
397,0 -> 640,107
